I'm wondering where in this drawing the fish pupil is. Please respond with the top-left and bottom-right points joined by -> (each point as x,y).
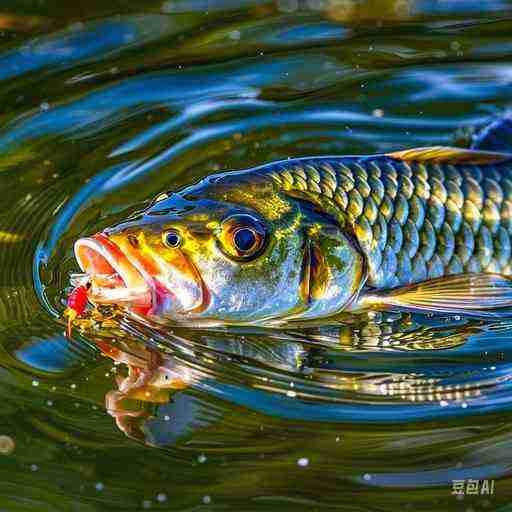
164,230 -> 181,248
234,228 -> 256,252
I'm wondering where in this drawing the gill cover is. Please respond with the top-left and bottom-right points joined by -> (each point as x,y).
290,199 -> 365,321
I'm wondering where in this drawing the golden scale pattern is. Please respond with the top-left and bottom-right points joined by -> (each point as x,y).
261,157 -> 512,289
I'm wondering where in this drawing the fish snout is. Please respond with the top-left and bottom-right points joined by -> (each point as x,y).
73,233 -> 153,309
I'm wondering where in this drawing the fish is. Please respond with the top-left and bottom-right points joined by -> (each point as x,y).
73,120 -> 512,326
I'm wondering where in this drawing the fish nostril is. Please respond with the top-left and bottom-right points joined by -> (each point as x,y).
127,234 -> 139,249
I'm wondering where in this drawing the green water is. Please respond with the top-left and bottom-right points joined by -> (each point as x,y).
2,1 -> 512,510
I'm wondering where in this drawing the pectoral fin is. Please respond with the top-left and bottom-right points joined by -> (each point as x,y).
362,273 -> 512,317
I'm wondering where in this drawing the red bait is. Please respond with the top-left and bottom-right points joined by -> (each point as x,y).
63,283 -> 90,338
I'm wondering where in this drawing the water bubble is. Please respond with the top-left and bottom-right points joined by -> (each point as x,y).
30,464 -> 38,472
95,482 -> 104,491
161,1 -> 175,13
307,0 -> 327,10
156,493 -> 167,503
69,22 -> 84,31
202,495 -> 211,504
40,102 -> 50,111
0,435 -> 15,455
372,108 -> 384,118
164,415 -> 171,421
142,500 -> 152,509
278,0 -> 299,13
198,453 -> 207,463
229,30 -> 241,41
363,473 -> 372,481
297,457 -> 309,467
32,380 -> 39,387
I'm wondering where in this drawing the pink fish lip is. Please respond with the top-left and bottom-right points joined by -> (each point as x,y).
73,233 -> 153,310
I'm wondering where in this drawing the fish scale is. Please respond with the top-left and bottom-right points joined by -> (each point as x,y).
261,155 -> 512,290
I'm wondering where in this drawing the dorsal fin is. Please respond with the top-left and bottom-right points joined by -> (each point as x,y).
471,116 -> 512,152
386,146 -> 511,165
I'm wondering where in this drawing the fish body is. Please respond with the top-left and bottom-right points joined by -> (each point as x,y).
73,145 -> 512,325
252,148 -> 512,288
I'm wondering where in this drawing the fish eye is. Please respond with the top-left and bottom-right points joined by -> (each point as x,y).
162,229 -> 181,248
233,228 -> 257,252
218,214 -> 267,261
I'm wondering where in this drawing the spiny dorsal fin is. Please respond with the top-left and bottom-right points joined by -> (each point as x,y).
387,146 -> 511,165
363,273 -> 512,318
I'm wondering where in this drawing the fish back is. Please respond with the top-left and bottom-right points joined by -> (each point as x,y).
256,151 -> 512,290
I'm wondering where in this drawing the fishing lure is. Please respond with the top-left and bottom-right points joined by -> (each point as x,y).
63,283 -> 90,338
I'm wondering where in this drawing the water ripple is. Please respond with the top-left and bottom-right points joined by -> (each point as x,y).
1,3 -> 512,510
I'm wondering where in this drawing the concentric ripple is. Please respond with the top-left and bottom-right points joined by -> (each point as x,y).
1,2 -> 512,511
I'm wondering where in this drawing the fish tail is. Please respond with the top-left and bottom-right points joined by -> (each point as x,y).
471,111 -> 512,152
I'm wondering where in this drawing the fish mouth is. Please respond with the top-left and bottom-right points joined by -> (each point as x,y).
74,233 -> 152,309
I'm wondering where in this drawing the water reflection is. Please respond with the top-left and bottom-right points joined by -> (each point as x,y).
15,315 -> 504,498
1,0 -> 512,510
61,314 -> 510,441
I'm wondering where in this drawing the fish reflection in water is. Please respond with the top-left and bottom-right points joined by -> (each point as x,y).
5,311 -> 512,495
80,313 -> 504,445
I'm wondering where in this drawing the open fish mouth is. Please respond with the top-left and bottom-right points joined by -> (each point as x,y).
74,233 -> 152,308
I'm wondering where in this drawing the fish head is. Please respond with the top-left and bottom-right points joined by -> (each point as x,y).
74,173 -> 364,325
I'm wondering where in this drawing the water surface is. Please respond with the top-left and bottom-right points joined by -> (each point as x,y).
1,1 -> 512,510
